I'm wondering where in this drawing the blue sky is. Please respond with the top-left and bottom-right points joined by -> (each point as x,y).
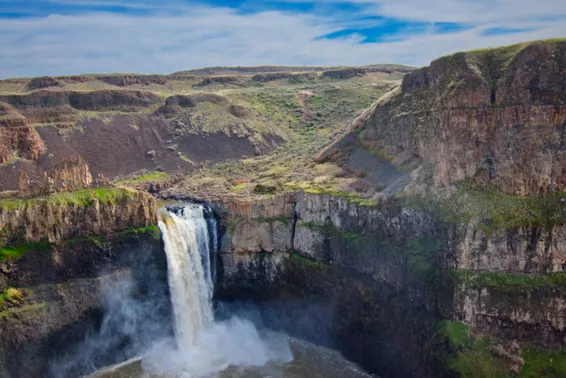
1,0 -> 565,78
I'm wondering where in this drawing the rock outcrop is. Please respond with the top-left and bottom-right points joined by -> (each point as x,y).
155,93 -> 229,117
0,188 -> 156,245
0,103 -> 46,163
210,190 -> 566,377
18,156 -> 95,196
0,90 -> 162,125
25,76 -> 61,91
356,39 -> 566,196
95,74 -> 168,87
322,67 -> 367,80
0,186 -> 163,378
0,232 -> 168,378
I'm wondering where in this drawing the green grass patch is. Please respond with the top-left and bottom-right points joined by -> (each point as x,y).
467,38 -> 565,64
119,172 -> 171,184
0,288 -> 25,311
438,320 -> 510,378
456,270 -> 566,293
521,348 -> 566,377
342,231 -> 361,241
439,320 -> 472,347
296,220 -> 317,229
283,182 -> 378,207
0,242 -> 50,262
450,339 -> 510,378
0,187 -> 140,211
291,251 -> 328,269
81,225 -> 161,245
123,225 -> 160,239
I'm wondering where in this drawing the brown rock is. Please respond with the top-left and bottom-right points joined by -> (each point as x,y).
359,39 -> 566,196
25,76 -> 61,91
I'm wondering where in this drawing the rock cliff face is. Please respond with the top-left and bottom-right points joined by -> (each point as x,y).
0,186 -> 164,378
457,221 -> 566,273
0,233 -> 168,378
0,188 -> 156,245
0,102 -> 46,164
0,90 -> 161,125
212,190 -> 566,377
357,40 -> 566,196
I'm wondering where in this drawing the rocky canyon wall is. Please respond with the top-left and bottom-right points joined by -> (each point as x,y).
357,40 -> 566,196
0,187 -> 165,378
0,188 -> 156,246
212,191 -> 566,377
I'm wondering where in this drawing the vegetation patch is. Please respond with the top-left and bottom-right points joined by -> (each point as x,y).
0,187 -> 140,211
174,79 -> 397,201
118,172 -> 171,184
0,242 -> 50,262
521,348 -> 566,377
439,320 -> 471,347
438,320 -> 510,378
0,225 -> 159,262
0,303 -> 47,322
296,220 -> 317,229
72,225 -> 161,246
290,251 -> 328,269
0,288 -> 25,311
456,270 -> 566,294
406,236 -> 442,282
403,185 -> 566,232
284,182 -> 378,207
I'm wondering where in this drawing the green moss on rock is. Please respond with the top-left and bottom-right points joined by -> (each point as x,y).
439,320 -> 471,347
521,348 -> 566,377
0,288 -> 25,311
0,225 -> 159,262
0,242 -> 49,262
404,186 -> 566,232
290,252 -> 328,269
256,216 -> 292,224
439,320 -> 510,378
456,270 -> 566,293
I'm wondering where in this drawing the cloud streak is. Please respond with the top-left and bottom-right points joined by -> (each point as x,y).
0,0 -> 565,78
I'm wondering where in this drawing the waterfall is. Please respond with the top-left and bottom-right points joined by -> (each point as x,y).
158,204 -> 216,350
141,203 -> 291,376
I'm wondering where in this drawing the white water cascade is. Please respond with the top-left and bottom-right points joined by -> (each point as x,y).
157,204 -> 216,350
142,204 -> 292,377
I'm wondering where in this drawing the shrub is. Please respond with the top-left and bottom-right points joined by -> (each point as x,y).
349,179 -> 370,193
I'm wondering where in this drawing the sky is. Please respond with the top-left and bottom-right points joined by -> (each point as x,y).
1,0 -> 565,78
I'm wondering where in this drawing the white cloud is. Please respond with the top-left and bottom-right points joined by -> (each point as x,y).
0,1 -> 565,78
277,0 -> 566,23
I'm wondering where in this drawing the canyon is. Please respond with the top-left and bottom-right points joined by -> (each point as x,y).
1,39 -> 565,378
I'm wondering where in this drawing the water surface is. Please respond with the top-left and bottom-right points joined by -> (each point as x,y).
92,337 -> 373,378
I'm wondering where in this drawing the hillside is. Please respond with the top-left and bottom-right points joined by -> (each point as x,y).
0,65 -> 408,192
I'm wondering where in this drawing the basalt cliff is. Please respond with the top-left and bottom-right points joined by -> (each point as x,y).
208,39 -> 566,378
1,40 -> 566,378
